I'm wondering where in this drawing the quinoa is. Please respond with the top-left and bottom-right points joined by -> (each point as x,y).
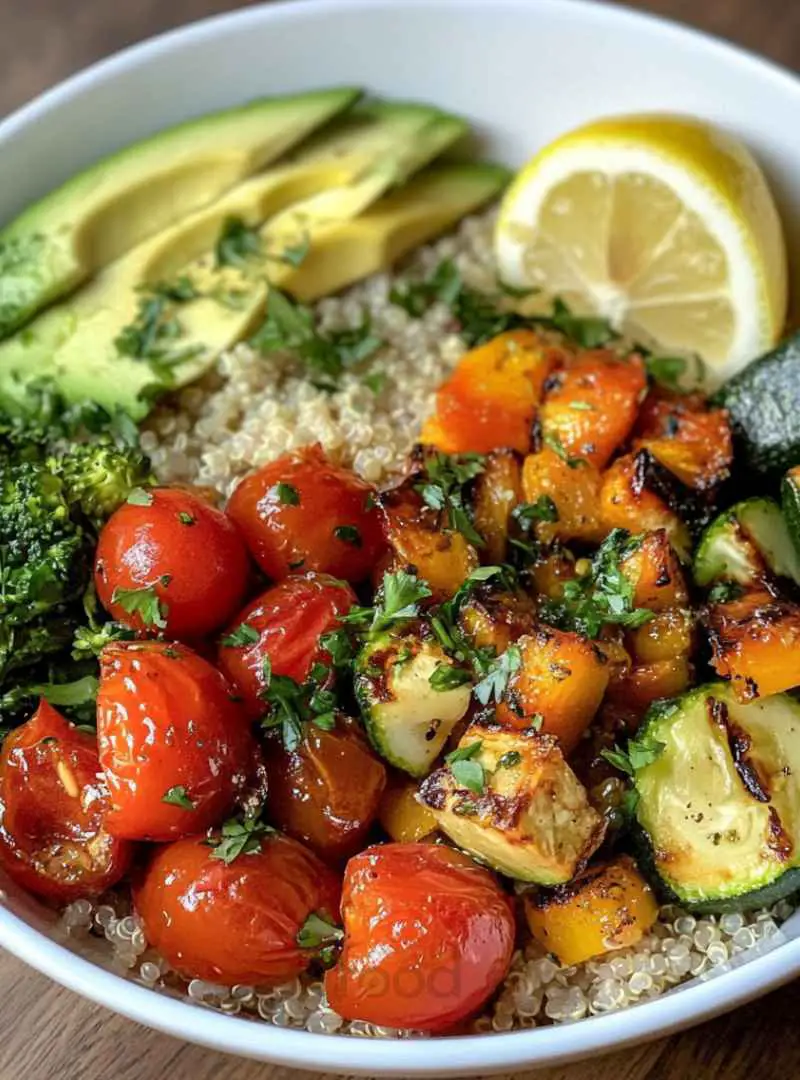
84,205 -> 795,1036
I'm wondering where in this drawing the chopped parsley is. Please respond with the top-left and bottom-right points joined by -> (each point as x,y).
161,785 -> 195,810
319,628 -> 355,668
115,278 -> 203,376
644,354 -> 687,391
497,750 -> 522,769
208,813 -> 275,864
260,658 -> 338,750
415,452 -> 486,547
512,496 -> 559,529
274,481 -> 301,506
474,643 -> 522,706
221,622 -> 260,648
362,371 -> 388,394
445,740 -> 485,793
177,511 -> 196,525
429,663 -> 472,691
126,487 -> 152,507
541,297 -> 617,349
334,524 -> 362,547
341,569 -> 432,634
111,582 -> 168,629
601,731 -> 666,776
296,911 -> 344,956
215,216 -> 264,270
429,566 -> 504,677
543,431 -> 584,469
539,529 -> 655,639
251,287 -> 382,390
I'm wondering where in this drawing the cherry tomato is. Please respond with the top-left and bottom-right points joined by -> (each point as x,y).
94,487 -> 251,640
134,832 -> 341,985
227,444 -> 385,583
218,574 -> 356,716
325,843 -> 515,1032
263,716 -> 386,863
97,641 -> 257,841
0,701 -> 132,903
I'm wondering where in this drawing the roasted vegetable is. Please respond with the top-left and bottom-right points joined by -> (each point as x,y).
632,685 -> 800,910
626,610 -> 693,665
419,722 -> 605,884
605,657 -> 693,718
471,449 -> 522,564
618,528 -> 689,611
521,446 -> 604,545
538,351 -> 646,469
354,629 -> 472,777
524,855 -> 658,965
634,394 -> 732,491
458,588 -> 536,655
378,779 -> 437,843
712,331 -> 800,478
781,466 -> 800,563
693,497 -> 800,590
496,627 -> 610,753
419,330 -> 557,454
599,451 -> 691,562
531,551 -> 577,601
704,590 -> 800,701
378,480 -> 478,601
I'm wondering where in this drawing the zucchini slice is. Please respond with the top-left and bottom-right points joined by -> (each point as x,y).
713,332 -> 800,478
354,631 -> 471,778
633,685 -> 800,910
693,497 -> 800,589
781,466 -> 800,564
419,722 -> 605,884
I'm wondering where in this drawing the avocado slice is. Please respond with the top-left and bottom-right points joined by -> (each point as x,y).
0,87 -> 361,337
0,142 -> 506,417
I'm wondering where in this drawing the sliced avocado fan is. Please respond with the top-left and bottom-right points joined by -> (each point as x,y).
0,105 -> 503,419
0,87 -> 360,337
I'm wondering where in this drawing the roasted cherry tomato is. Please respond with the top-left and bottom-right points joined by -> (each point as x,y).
218,574 -> 356,716
0,700 -> 132,902
97,641 -> 257,841
134,832 -> 341,985
325,843 -> 515,1032
263,715 -> 386,863
227,444 -> 385,583
94,487 -> 251,640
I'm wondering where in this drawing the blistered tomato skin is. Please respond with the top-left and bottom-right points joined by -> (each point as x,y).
97,641 -> 257,841
134,833 -> 342,986
325,843 -> 515,1032
218,574 -> 356,716
0,700 -> 132,902
226,444 -> 385,583
263,716 -> 387,863
94,487 -> 251,639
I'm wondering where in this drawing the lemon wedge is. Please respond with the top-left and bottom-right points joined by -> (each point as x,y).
495,115 -> 788,387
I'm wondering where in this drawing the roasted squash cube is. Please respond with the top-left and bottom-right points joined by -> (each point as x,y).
539,351 -> 646,469
704,591 -> 800,701
459,589 -> 536,655
497,627 -> 610,754
522,447 -> 605,545
635,395 -> 732,491
379,780 -> 437,843
472,449 -> 523,564
419,723 -> 605,884
524,855 -> 658,965
626,609 -> 694,664
619,528 -> 689,611
600,452 -> 691,562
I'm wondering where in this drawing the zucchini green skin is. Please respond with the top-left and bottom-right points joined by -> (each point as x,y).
781,468 -> 800,564
692,496 -> 800,588
713,332 -> 800,477
632,685 -> 800,912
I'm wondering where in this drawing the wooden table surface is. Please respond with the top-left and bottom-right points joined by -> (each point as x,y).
1,1 -> 799,1078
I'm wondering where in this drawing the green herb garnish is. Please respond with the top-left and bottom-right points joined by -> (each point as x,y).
429,663 -> 472,692
215,216 -> 264,270
208,813 -> 275,864
445,740 -> 485,793
415,451 -> 486,547
296,911 -> 344,950
274,482 -> 301,506
110,583 -> 168,629
161,785 -> 195,810
334,524 -> 362,547
126,487 -> 152,506
474,644 -> 522,705
221,623 -> 260,648
341,570 -> 432,634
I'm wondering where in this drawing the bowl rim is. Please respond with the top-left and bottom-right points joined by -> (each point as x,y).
1,0 -> 800,1072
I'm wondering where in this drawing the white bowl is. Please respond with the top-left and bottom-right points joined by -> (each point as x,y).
1,0 -> 800,1074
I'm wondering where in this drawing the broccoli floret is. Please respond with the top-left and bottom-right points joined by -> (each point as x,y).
61,439 -> 152,527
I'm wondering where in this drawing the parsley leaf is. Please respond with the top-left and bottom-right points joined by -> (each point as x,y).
319,628 -> 355,668
543,431 -> 584,469
544,297 -> 617,349
342,570 -> 432,635
126,487 -> 152,506
274,482 -> 300,506
474,644 -> 522,705
429,663 -> 472,691
415,452 -> 486,547
644,355 -> 687,391
497,750 -> 522,769
115,278 -> 203,375
208,813 -> 275,864
260,663 -> 339,751
600,745 -> 634,776
512,496 -> 559,528
221,622 -> 260,648
161,785 -> 195,810
111,583 -> 168,629
251,287 -> 383,390
276,234 -> 311,269
445,741 -> 485,793
296,911 -> 344,950
215,216 -> 264,270
334,524 -> 362,547
540,529 -> 654,639
178,511 -> 196,525
601,731 -> 665,777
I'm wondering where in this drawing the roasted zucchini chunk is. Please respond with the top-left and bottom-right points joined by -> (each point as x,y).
521,446 -> 605,545
524,855 -> 659,965
419,329 -> 558,455
378,482 -> 478,601
703,590 -> 800,701
633,685 -> 800,910
419,722 -> 605,884
782,465 -> 800,563
618,528 -> 689,611
599,451 -> 692,563
539,350 -> 646,470
634,395 -> 732,492
496,627 -> 610,754
354,630 -> 472,777
693,497 -> 800,590
471,449 -> 522,564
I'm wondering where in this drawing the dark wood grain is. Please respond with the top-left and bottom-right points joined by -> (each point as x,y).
1,1 -> 799,1078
